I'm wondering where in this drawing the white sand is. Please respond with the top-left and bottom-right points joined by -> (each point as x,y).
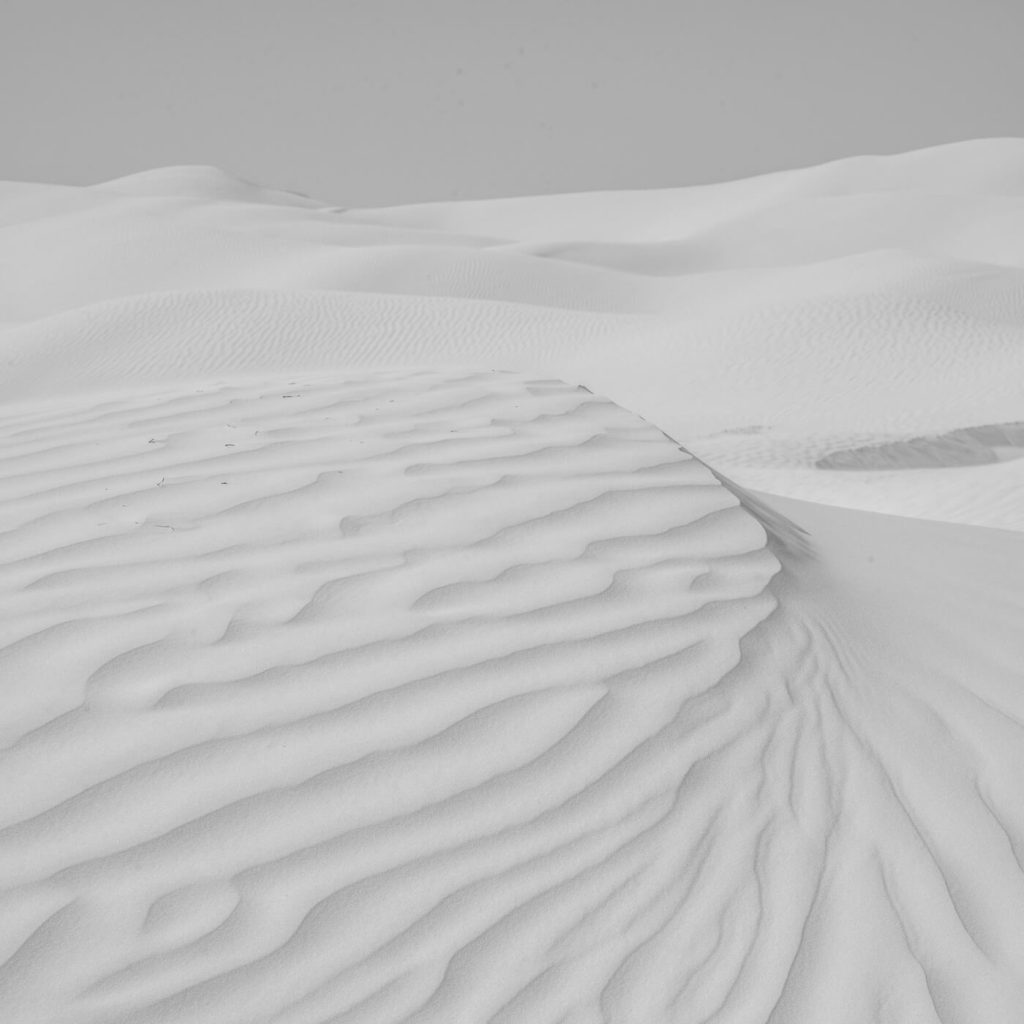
1,142 -> 1023,1022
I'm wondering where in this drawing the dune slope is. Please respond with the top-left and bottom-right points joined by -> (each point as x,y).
1,143 -> 1024,1022
0,369 -> 1022,1024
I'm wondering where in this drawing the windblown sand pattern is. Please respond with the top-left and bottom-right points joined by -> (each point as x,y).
2,144 -> 1024,1022
2,369 -> 1023,1023
0,371 -> 778,1022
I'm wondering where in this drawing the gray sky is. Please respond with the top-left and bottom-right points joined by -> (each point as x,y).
3,0 -> 1024,207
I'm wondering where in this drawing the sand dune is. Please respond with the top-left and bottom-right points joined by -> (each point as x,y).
2,142 -> 1024,1022
2,369 -> 1022,1024
4,140 -> 1024,525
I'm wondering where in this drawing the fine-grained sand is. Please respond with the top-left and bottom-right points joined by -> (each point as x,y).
1,143 -> 1023,1023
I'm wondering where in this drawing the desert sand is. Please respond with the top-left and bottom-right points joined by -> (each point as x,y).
1,140 -> 1023,1022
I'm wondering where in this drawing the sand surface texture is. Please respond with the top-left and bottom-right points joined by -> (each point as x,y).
1,143 -> 1023,1023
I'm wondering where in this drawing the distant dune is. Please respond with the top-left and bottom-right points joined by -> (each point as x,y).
4,139 -> 1024,527
1,142 -> 1023,1023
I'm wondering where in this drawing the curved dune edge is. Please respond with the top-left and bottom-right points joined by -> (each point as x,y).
1,368 -> 1022,1023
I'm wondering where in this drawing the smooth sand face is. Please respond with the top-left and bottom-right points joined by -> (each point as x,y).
1,142 -> 1024,1023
